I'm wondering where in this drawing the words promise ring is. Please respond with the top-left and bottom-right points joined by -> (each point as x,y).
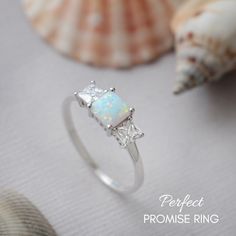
63,81 -> 144,194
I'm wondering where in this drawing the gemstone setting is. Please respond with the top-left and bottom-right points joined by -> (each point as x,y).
75,81 -> 144,148
113,119 -> 144,148
91,91 -> 130,127
78,82 -> 105,105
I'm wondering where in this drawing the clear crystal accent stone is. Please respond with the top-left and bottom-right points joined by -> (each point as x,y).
78,82 -> 105,105
112,119 -> 144,148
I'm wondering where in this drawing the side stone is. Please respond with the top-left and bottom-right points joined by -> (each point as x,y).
112,119 -> 144,148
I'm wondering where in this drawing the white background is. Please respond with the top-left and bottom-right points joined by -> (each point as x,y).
0,1 -> 236,235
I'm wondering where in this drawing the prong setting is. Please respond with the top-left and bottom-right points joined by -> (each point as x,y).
74,91 -> 85,107
106,124 -> 113,136
87,103 -> 93,117
130,107 -> 135,115
75,82 -> 143,147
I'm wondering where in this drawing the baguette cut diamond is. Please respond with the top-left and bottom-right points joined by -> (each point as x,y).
91,91 -> 130,127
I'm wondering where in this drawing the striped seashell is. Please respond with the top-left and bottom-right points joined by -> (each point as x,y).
22,0 -> 181,68
0,190 -> 57,236
172,0 -> 236,94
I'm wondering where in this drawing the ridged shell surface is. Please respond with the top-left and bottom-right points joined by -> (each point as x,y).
172,0 -> 236,94
23,0 -> 177,68
0,190 -> 57,236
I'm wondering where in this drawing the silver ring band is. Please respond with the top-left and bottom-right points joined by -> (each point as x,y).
63,82 -> 144,194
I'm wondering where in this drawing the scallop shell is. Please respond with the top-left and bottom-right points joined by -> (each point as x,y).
0,190 -> 57,236
23,0 -> 180,68
172,0 -> 236,94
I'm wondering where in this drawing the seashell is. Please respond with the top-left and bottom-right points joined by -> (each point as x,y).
172,0 -> 236,94
22,0 -> 182,68
0,190 -> 57,236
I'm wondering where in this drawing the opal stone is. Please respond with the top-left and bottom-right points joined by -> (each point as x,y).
91,91 -> 130,127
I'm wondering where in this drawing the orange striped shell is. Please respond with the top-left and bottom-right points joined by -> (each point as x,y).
23,0 -> 177,68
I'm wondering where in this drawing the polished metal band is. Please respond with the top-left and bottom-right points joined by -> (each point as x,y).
63,96 -> 144,194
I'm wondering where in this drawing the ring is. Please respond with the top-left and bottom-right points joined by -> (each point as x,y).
63,81 -> 144,194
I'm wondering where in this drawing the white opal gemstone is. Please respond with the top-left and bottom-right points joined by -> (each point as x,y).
91,91 -> 130,127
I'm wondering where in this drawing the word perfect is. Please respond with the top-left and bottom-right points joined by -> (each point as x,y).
159,194 -> 204,213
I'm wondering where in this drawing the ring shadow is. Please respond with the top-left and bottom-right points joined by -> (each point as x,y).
203,71 -> 236,122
